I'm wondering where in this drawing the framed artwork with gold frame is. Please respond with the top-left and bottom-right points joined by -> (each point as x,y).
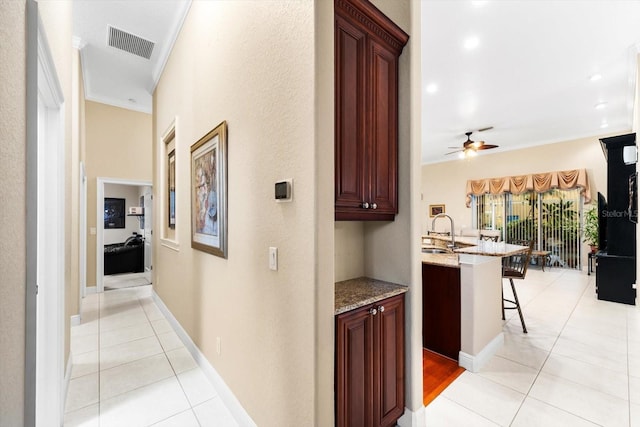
190,121 -> 228,257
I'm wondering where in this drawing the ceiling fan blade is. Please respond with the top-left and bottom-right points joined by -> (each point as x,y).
445,149 -> 462,155
477,126 -> 494,132
476,144 -> 498,150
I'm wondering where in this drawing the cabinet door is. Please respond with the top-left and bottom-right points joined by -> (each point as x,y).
335,16 -> 367,215
375,294 -> 405,427
367,38 -> 398,216
336,305 -> 375,427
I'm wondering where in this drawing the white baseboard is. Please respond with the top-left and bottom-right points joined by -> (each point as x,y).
152,291 -> 257,427
397,405 -> 425,427
458,332 -> 504,373
70,314 -> 81,327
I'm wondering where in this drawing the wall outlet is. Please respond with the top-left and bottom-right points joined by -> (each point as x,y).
269,247 -> 278,271
216,337 -> 221,355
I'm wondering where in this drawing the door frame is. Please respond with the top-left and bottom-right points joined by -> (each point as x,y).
96,177 -> 152,293
26,5 -> 67,426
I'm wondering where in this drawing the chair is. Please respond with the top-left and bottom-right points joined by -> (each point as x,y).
480,233 -> 499,242
479,229 -> 500,242
501,239 -> 533,333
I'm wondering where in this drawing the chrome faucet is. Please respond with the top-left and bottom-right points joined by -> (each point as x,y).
431,213 -> 455,248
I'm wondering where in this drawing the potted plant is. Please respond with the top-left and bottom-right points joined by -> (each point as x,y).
583,207 -> 599,252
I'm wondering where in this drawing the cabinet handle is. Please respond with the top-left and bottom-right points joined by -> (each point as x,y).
369,307 -> 377,316
362,202 -> 370,209
371,203 -> 377,210
378,305 -> 384,313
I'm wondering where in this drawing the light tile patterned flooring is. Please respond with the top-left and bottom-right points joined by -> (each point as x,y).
67,268 -> 640,426
425,267 -> 640,427
63,281 -> 238,427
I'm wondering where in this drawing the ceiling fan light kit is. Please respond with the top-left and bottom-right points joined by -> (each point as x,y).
447,127 -> 498,158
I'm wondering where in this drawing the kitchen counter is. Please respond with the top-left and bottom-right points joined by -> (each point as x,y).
422,234 -> 478,248
454,241 -> 528,257
335,277 -> 409,315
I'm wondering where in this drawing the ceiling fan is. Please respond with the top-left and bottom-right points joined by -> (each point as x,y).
446,127 -> 498,158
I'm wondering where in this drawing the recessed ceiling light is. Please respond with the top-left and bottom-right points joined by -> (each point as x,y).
463,36 -> 479,50
600,121 -> 609,129
426,83 -> 439,94
589,73 -> 602,82
595,102 -> 608,110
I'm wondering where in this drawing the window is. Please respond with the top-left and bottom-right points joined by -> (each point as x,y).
473,189 -> 583,269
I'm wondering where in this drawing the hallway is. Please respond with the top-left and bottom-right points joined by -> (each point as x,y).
64,280 -> 238,426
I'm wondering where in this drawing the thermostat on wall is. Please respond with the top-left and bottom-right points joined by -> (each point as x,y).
275,179 -> 292,202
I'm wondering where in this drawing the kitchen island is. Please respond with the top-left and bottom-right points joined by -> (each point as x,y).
422,241 -> 528,372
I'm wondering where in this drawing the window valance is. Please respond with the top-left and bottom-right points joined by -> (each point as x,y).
465,169 -> 591,207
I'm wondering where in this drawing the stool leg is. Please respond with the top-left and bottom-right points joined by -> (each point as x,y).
501,281 -> 505,320
510,278 -> 527,333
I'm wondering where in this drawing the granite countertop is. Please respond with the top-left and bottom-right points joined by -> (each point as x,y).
422,234 -> 478,248
454,241 -> 529,257
421,252 -> 460,268
335,277 -> 409,315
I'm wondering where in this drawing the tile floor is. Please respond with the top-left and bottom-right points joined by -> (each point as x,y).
425,267 -> 640,427
63,281 -> 238,427
67,268 -> 640,426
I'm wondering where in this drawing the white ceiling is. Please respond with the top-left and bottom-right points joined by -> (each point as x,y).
73,0 -> 191,114
422,0 -> 640,164
73,1 -> 640,161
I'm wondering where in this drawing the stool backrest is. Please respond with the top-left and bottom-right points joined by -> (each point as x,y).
503,240 -> 534,280
480,234 -> 499,242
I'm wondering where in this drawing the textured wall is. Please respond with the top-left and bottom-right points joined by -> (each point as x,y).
153,2 -> 317,425
0,2 -> 27,425
84,101 -> 152,286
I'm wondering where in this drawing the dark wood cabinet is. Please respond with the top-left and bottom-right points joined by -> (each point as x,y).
422,263 -> 461,361
336,294 -> 405,427
335,0 -> 409,221
597,133 -> 637,305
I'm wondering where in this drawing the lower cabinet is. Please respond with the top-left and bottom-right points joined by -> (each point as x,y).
596,253 -> 636,305
335,294 -> 405,427
422,263 -> 461,360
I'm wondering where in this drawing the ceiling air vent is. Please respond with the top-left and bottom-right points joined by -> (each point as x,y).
108,26 -> 155,60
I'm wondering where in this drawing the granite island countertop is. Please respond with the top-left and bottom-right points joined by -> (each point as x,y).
335,277 -> 409,315
453,241 -> 529,257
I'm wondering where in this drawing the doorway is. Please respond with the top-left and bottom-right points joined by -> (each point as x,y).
96,178 -> 152,293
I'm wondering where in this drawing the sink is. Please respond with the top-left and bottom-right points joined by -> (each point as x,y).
422,248 -> 451,254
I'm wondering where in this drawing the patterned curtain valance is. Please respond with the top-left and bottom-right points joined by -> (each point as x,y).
465,169 -> 591,207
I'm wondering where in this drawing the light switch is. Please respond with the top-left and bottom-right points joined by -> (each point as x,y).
269,247 -> 278,271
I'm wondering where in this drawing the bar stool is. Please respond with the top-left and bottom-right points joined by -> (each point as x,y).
502,240 -> 533,333
480,233 -> 499,242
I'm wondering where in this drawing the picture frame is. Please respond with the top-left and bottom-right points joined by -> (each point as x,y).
104,197 -> 125,229
190,121 -> 228,257
429,204 -> 445,217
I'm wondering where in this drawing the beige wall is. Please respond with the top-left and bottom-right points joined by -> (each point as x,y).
85,101 -> 152,286
153,2 -> 318,425
0,2 -> 27,424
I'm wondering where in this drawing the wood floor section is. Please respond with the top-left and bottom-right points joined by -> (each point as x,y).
423,348 -> 465,406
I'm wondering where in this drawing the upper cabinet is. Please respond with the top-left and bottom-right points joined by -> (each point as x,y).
334,0 -> 409,221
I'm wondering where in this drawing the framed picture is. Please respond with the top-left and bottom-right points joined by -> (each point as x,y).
190,121 -> 228,257
168,148 -> 176,229
104,198 -> 125,229
429,204 -> 445,217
